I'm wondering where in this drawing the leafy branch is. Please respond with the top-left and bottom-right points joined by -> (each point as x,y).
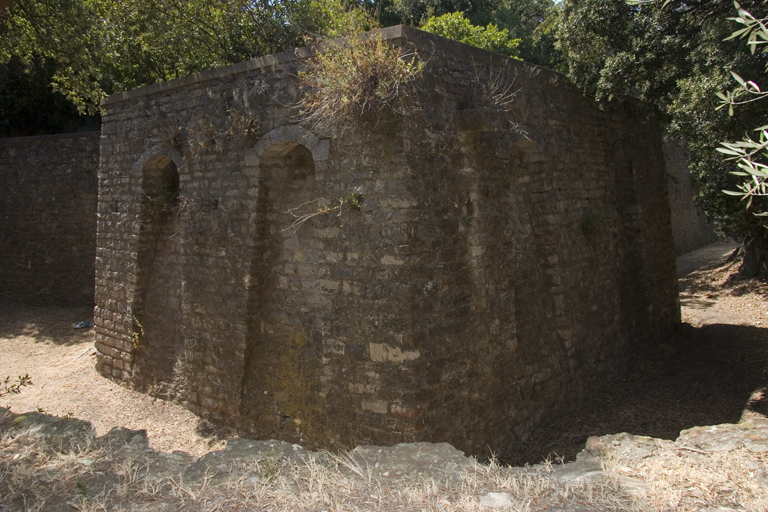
715,1 -> 768,217
716,71 -> 768,115
1,374 -> 32,398
718,127 -> 768,215
725,3 -> 768,55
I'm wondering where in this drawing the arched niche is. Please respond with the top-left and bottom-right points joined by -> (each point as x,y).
132,152 -> 184,390
241,135 -> 327,444
252,125 -> 329,163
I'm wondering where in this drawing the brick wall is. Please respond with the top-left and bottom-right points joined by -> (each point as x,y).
664,140 -> 719,255
94,26 -> 680,457
0,132 -> 99,306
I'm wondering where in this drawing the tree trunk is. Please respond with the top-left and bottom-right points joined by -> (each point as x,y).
738,230 -> 768,278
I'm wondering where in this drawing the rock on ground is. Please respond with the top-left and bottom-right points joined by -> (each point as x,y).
2,407 -> 767,511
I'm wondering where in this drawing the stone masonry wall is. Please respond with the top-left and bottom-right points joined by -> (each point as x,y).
0,132 -> 99,306
664,140 -> 719,256
94,26 -> 679,458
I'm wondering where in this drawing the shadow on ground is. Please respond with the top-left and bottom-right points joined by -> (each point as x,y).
0,301 -> 94,346
504,321 -> 768,466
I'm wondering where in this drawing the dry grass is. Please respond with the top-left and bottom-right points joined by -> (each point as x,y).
15,409 -> 764,512
603,445 -> 768,511
299,33 -> 423,135
0,412 -> 646,512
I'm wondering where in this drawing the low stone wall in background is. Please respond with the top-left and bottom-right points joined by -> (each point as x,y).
664,139 -> 719,256
0,132 -> 99,307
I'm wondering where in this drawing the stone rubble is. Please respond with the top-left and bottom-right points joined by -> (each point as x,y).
3,407 -> 767,510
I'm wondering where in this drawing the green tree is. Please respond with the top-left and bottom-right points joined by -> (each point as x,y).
0,56 -> 98,136
555,0 -> 768,277
0,0 -> 373,117
379,0 -> 558,65
379,0 -> 498,26
714,3 -> 768,276
717,4 -> 768,211
421,11 -> 521,57
480,0 -> 558,65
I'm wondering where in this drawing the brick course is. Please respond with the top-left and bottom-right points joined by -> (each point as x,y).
0,132 -> 99,306
93,26 -> 679,457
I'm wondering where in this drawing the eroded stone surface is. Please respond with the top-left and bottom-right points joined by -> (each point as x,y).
350,442 -> 473,483
93,25 -> 679,457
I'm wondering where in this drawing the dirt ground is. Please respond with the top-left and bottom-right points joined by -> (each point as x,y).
505,239 -> 768,465
0,306 -> 228,457
1,239 -> 767,464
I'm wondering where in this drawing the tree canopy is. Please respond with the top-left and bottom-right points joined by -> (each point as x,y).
0,0 -> 373,119
382,0 -> 556,64
421,11 -> 521,57
555,0 -> 768,274
0,0 -> 559,135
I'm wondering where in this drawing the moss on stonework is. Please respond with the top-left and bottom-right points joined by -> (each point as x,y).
273,327 -> 328,445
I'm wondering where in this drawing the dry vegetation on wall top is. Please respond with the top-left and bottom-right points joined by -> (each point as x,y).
298,33 -> 424,134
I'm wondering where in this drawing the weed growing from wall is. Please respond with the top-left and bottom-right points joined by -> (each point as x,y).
189,117 -> 222,156
138,107 -> 187,151
283,194 -> 362,234
225,87 -> 261,143
474,64 -> 518,112
187,87 -> 262,158
298,34 -> 424,134
131,315 -> 144,350
464,61 -> 542,138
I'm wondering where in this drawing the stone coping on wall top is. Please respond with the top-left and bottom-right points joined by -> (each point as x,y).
102,25 -> 406,108
101,25 -> 559,109
0,131 -> 101,145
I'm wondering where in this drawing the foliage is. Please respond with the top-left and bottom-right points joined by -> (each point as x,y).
379,0 -> 498,26
380,0 -> 558,65
555,0 -> 768,241
1,0 -> 559,132
0,56 -> 98,136
1,374 -> 32,398
298,33 -> 424,133
421,11 -> 521,57
716,3 -> 768,218
0,0 -> 374,116
479,0 -> 559,65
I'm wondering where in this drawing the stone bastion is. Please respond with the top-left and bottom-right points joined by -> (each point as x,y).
93,25 -> 679,457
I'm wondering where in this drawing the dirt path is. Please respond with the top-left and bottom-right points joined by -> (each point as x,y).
0,305 -> 227,456
504,239 -> 768,465
675,239 -> 739,278
1,240 -> 767,462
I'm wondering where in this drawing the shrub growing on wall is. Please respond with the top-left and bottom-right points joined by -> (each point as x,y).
298,33 -> 424,134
